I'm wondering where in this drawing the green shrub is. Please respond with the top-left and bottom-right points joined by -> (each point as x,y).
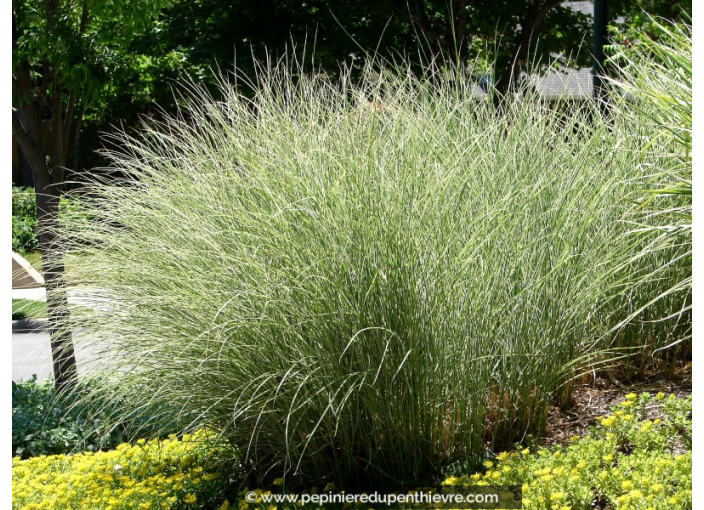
12,186 -> 39,254
59,61 -> 689,488
12,377 -> 175,459
12,430 -> 232,509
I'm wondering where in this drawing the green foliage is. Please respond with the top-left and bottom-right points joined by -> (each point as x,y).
12,430 -> 232,510
12,377 -> 119,459
440,393 -> 692,509
11,377 -> 175,460
12,186 -> 38,253
609,0 -> 691,44
23,251 -> 43,273
59,59 -> 689,490
12,0 -> 173,107
11,186 -> 92,255
12,299 -> 47,320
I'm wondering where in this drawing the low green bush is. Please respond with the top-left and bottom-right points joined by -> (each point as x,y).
13,377 -> 123,459
12,377 -> 176,459
12,430 -> 232,510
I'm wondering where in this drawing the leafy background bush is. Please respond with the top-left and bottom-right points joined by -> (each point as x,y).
12,185 -> 93,259
12,186 -> 39,254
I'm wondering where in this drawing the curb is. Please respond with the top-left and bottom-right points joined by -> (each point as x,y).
12,318 -> 49,332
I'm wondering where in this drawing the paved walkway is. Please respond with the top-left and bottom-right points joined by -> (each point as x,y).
12,287 -> 47,301
12,324 -> 105,382
12,286 -> 110,382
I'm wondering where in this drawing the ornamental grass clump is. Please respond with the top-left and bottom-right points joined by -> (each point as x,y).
606,19 -> 692,353
60,61 -> 688,488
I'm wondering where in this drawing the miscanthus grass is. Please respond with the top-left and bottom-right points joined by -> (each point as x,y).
60,60 -> 689,488
606,19 -> 692,354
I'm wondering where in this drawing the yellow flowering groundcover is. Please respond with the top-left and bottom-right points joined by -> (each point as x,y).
441,393 -> 692,510
12,430 -> 231,510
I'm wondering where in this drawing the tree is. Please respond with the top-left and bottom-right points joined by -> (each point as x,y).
12,0 -> 170,393
399,0 -> 593,96
132,0 -> 594,100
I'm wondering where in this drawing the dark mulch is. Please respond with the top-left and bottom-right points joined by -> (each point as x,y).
540,361 -> 692,447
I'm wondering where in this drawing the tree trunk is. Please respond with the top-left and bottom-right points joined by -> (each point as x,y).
35,186 -> 78,394
13,68 -> 78,393
493,0 -> 564,107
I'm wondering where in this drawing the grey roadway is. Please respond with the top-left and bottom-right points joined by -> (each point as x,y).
13,287 -> 111,382
12,325 -> 100,382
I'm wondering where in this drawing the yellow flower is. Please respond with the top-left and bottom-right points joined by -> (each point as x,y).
601,417 -> 616,428
482,460 -> 493,469
603,454 -> 613,463
656,392 -> 665,400
625,393 -> 637,400
184,493 -> 197,504
324,482 -> 336,491
621,481 -> 633,490
522,448 -> 531,455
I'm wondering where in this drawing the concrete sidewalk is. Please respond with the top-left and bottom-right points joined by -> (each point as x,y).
12,286 -> 114,381
12,287 -> 47,301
